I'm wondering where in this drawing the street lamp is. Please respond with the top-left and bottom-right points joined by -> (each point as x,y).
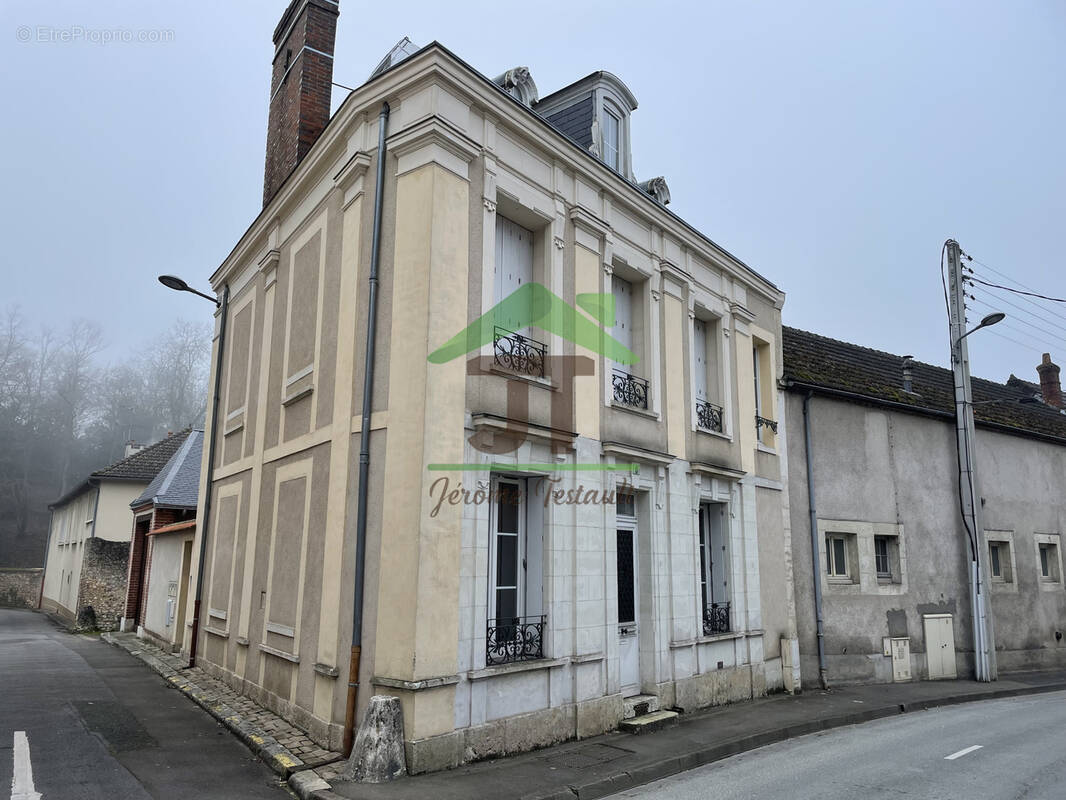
158,274 -> 222,307
159,274 -> 228,668
956,312 -> 1005,345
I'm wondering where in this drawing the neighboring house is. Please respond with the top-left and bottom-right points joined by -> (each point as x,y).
121,429 -> 203,652
783,327 -> 1066,686
40,431 -> 191,630
186,0 -> 794,772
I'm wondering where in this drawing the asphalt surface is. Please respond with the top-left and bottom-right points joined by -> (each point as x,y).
0,608 -> 289,799
609,690 -> 1066,800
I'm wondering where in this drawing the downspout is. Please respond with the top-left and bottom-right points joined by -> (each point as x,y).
343,101 -> 390,757
189,284 -> 230,668
38,507 -> 55,609
803,391 -> 829,689
89,480 -> 101,538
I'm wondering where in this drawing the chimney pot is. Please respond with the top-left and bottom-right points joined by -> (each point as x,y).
901,355 -> 915,393
263,0 -> 340,206
1036,352 -> 1062,409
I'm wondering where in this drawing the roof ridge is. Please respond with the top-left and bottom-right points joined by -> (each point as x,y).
91,427 -> 193,477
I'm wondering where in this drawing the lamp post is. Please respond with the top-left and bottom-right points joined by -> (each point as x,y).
158,274 -> 229,668
945,240 -> 1004,681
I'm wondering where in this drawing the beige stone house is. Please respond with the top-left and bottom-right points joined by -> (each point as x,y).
187,0 -> 796,772
40,431 -> 191,629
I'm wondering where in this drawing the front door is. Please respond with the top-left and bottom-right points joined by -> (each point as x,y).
616,527 -> 640,696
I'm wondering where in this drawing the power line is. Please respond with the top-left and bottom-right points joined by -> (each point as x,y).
969,292 -> 1066,341
966,274 -> 1066,304
968,267 -> 1066,327
964,253 -> 1048,297
984,327 -> 1045,353
969,296 -> 1066,350
968,282 -> 1066,335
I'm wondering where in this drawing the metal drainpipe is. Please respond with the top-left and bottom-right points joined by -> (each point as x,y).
188,284 -> 230,668
343,101 -> 390,757
803,391 -> 829,689
89,481 -> 101,538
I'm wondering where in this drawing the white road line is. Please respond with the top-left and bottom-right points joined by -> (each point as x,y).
11,731 -> 42,800
944,744 -> 983,760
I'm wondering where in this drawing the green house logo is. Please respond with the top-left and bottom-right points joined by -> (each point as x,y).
428,283 -> 636,365
427,283 -> 639,474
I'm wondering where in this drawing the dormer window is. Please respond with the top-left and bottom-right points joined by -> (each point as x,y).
603,109 -> 620,171
534,71 -> 638,180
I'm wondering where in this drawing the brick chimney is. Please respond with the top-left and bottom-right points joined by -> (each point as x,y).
263,0 -> 340,206
1037,353 -> 1062,408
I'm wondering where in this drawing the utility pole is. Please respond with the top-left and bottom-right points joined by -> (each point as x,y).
946,239 -> 997,681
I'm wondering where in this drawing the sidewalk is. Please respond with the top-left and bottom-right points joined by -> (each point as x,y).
316,669 -> 1066,800
100,631 -> 345,785
97,629 -> 1066,800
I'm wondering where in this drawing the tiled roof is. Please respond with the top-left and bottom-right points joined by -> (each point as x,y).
130,429 -> 203,510
92,430 -> 192,481
782,326 -> 1066,443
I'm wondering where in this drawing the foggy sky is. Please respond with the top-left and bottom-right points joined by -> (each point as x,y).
2,0 -> 1064,384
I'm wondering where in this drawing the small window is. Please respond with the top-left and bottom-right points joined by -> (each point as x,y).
1039,543 -> 1057,581
616,491 -> 636,518
603,109 -> 620,171
874,536 -> 891,578
989,543 -> 1002,579
826,534 -> 850,580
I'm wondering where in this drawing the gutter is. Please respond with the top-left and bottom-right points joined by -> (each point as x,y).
785,380 -> 1066,448
343,101 -> 390,757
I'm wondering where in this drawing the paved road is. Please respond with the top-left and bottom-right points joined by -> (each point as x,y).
0,609 -> 288,799
610,690 -> 1066,800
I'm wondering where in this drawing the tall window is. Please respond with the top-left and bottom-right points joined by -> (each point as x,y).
826,534 -> 850,580
694,317 -> 723,432
603,110 -> 620,171
494,215 -> 534,333
874,536 -> 891,578
611,275 -> 649,410
487,478 -> 545,665
698,503 -> 730,634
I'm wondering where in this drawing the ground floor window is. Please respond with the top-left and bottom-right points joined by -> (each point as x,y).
698,503 -> 731,635
487,477 -> 544,665
826,533 -> 852,582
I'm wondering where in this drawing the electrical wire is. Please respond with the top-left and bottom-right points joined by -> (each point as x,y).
966,278 -> 1066,335
966,274 -> 1066,304
969,296 -> 1066,350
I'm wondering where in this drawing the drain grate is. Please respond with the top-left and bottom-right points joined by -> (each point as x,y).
540,742 -> 634,769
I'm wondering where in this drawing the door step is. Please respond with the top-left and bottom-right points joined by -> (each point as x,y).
619,710 -> 679,734
623,694 -> 660,719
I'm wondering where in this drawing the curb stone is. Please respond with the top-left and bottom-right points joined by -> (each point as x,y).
510,681 -> 1066,800
100,632 -> 340,780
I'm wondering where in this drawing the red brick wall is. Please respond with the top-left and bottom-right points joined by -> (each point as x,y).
262,0 -> 339,206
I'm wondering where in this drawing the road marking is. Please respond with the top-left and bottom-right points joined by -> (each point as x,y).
944,744 -> 983,760
11,731 -> 42,800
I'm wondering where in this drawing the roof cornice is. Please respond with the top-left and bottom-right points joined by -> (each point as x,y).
211,43 -> 781,305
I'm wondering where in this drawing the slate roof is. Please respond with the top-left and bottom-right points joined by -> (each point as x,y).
92,429 -> 192,481
130,429 -> 203,510
782,326 -> 1066,443
49,430 -> 193,509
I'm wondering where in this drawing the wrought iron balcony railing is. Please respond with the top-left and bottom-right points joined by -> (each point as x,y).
755,415 -> 778,434
696,399 -> 724,433
612,370 -> 649,410
486,615 -> 546,666
702,601 -> 731,636
493,327 -> 547,378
